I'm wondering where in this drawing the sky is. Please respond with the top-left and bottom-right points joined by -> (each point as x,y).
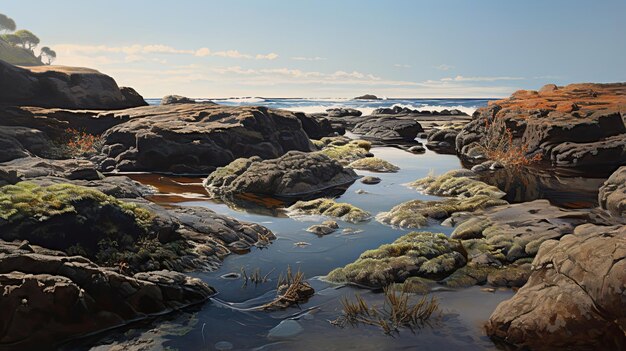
2,0 -> 625,98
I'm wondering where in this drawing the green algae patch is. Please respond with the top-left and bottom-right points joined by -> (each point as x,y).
326,231 -> 467,288
318,139 -> 372,164
409,169 -> 505,199
348,157 -> 400,173
377,195 -> 507,229
288,198 -> 371,223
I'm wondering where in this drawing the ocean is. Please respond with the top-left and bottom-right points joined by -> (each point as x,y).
145,97 -> 493,115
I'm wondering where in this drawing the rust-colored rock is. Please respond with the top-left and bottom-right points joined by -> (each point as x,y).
457,83 -> 626,171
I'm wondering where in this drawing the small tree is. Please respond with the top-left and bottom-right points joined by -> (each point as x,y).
0,14 -> 16,33
40,46 -> 56,65
0,33 -> 21,46
14,29 -> 39,50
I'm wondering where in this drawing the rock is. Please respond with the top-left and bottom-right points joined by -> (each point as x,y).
450,200 -> 589,263
325,108 -> 362,117
203,151 -> 358,200
598,166 -> 626,219
353,94 -> 380,100
296,113 -> 343,139
0,127 -> 56,162
360,176 -> 381,184
0,157 -> 102,185
352,117 -> 423,142
326,231 -> 467,288
377,195 -> 507,229
408,145 -> 426,153
215,341 -> 234,350
0,248 -> 214,349
0,60 -> 147,109
99,104 -> 315,173
306,224 -> 337,235
409,169 -> 506,199
425,128 -> 459,154
485,224 -> 626,350
160,95 -> 196,105
287,198 -> 371,223
348,157 -> 400,172
456,83 -> 626,171
318,139 -> 372,164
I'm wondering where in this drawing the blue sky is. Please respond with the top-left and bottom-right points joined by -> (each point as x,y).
3,0 -> 625,98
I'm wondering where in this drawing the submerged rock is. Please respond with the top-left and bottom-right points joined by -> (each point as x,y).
306,220 -> 339,235
348,157 -> 400,173
288,198 -> 371,223
486,224 -> 626,350
326,231 -> 467,288
203,151 -> 358,199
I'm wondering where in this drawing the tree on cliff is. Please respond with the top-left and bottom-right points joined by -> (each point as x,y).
40,46 -> 56,65
14,29 -> 39,50
0,33 -> 21,46
0,14 -> 16,33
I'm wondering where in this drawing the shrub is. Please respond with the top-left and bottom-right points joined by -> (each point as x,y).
59,128 -> 103,158
476,116 -> 542,167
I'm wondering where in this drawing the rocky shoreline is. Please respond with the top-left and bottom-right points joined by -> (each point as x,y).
0,59 -> 624,350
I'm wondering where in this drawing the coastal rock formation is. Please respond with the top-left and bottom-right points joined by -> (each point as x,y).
326,108 -> 362,117
0,241 -> 214,349
372,106 -> 467,116
353,94 -> 380,100
0,157 -> 102,185
456,83 -> 626,170
598,166 -> 626,219
348,157 -> 400,172
0,126 -> 56,162
352,117 -> 424,142
161,95 -> 196,105
485,224 -> 626,350
99,104 -> 315,173
287,198 -> 371,223
295,112 -> 343,139
204,151 -> 358,199
0,60 -> 147,109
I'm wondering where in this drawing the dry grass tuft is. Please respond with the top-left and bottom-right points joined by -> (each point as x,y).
332,287 -> 439,334
477,117 -> 542,167
258,266 -> 315,311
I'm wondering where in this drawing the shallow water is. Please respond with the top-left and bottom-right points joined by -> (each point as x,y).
64,142 -> 523,351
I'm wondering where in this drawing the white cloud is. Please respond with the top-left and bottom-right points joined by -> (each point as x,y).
394,64 -> 411,68
256,53 -> 279,60
291,56 -> 326,61
441,75 -> 525,82
435,64 -> 454,71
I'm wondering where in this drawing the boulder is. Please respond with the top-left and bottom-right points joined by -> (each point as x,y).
0,157 -> 102,185
99,104 -> 315,174
295,112 -> 343,139
0,241 -> 214,349
0,60 -> 147,109
456,83 -> 626,171
352,117 -> 423,142
598,166 -> 626,219
203,151 -> 358,199
0,126 -> 56,162
485,224 -> 626,350
325,108 -> 362,117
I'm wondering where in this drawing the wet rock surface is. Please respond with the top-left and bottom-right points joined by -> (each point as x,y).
352,117 -> 423,142
598,165 -> 626,220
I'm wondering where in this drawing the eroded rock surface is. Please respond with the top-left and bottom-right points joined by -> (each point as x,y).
485,224 -> 626,350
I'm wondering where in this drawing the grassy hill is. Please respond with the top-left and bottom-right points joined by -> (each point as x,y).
0,38 -> 42,66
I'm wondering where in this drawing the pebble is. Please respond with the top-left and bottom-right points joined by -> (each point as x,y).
360,176 -> 381,185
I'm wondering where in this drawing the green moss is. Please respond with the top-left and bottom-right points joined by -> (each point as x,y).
205,157 -> 259,189
391,276 -> 435,294
438,265 -> 495,288
318,140 -> 371,164
377,196 -> 507,229
326,231 -> 467,287
0,38 -> 42,66
348,157 -> 400,173
0,182 -> 153,228
451,217 -> 492,240
288,198 -> 371,223
410,170 -> 505,199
